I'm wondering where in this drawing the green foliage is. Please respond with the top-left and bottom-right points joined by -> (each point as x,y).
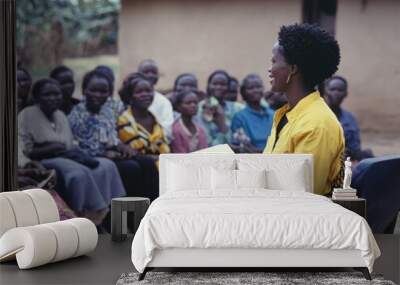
17,0 -> 120,44
17,0 -> 120,69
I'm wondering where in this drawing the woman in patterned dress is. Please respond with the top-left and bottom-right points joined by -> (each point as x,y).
69,70 -> 160,201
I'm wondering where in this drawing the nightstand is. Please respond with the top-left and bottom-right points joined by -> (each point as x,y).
111,197 -> 150,242
331,198 -> 366,218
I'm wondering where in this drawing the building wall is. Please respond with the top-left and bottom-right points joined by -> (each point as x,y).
336,0 -> 400,132
119,0 -> 301,91
119,0 -> 400,133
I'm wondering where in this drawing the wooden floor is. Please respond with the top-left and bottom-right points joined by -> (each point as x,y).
0,234 -> 398,285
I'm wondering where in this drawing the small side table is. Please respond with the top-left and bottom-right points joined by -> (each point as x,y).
111,197 -> 150,242
332,198 -> 366,218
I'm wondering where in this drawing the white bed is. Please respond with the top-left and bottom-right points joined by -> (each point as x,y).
131,154 -> 380,280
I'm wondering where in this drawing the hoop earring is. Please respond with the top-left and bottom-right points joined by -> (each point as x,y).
286,73 -> 292,84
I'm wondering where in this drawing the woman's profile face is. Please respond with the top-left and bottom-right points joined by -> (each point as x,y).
208,73 -> 229,100
176,75 -> 198,93
268,42 -> 291,93
84,76 -> 110,113
38,83 -> 62,114
131,80 -> 154,110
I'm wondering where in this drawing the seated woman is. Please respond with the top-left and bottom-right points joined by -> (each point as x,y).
49,65 -> 80,115
68,70 -> 159,201
94,65 -> 126,119
170,91 -> 208,153
170,73 -> 199,120
17,71 -> 75,220
117,73 -> 170,165
231,74 -> 275,153
17,66 -> 33,112
18,78 -> 125,225
226,76 -> 239,102
17,139 -> 76,220
263,23 -> 344,196
197,70 -> 244,146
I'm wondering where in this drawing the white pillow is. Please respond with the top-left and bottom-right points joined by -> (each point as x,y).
211,169 -> 268,191
237,158 -> 308,191
167,159 -> 236,192
192,144 -> 234,154
236,169 -> 267,189
265,162 -> 307,191
211,168 -> 237,190
168,163 -> 211,191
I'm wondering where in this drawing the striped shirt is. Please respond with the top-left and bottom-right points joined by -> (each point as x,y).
117,107 -> 170,155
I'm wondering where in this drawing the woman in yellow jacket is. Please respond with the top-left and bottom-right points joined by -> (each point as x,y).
264,23 -> 344,196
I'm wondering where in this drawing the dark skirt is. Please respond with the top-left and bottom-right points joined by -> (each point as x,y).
114,156 -> 159,201
41,157 -> 125,212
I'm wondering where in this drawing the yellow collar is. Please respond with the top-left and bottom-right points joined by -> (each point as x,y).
276,91 -> 321,122
127,106 -> 161,137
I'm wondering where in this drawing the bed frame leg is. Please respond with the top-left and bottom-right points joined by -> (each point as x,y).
354,267 -> 371,280
138,268 -> 148,281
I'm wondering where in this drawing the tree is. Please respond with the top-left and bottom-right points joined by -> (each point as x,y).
16,0 -> 120,70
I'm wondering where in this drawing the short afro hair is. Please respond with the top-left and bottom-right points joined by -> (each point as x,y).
326,75 -> 348,90
17,66 -> 32,82
94,65 -> 115,83
278,23 -> 340,89
31,78 -> 60,100
174,90 -> 197,107
173,73 -> 198,92
49,65 -> 73,79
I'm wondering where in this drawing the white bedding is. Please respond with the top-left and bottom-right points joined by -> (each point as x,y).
131,190 -> 380,273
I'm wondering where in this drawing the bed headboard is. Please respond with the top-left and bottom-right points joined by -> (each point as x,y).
159,153 -> 314,195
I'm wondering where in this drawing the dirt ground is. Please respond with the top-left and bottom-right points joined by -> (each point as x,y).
361,131 -> 400,156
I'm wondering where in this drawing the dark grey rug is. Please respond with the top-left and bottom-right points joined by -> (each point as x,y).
116,271 -> 396,285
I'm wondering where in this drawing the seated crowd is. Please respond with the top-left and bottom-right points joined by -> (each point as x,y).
16,59 -> 370,229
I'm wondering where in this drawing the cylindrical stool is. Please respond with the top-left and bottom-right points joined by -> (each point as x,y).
111,197 -> 150,242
